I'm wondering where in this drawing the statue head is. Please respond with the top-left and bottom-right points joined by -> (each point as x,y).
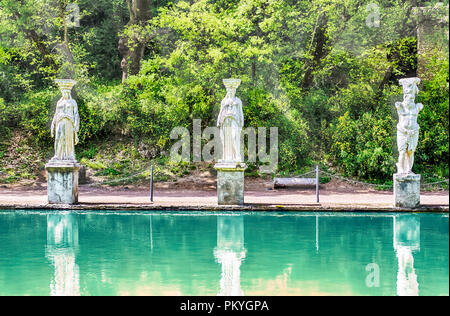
399,77 -> 420,101
55,79 -> 76,99
223,78 -> 241,97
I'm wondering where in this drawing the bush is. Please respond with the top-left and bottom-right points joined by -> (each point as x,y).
328,110 -> 396,181
416,56 -> 449,177
15,89 -> 58,146
386,37 -> 417,81
243,88 -> 311,172
0,97 -> 13,140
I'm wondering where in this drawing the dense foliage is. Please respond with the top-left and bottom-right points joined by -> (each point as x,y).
0,0 -> 448,183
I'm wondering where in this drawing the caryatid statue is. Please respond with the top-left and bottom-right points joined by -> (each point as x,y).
395,78 -> 423,174
217,79 -> 244,163
51,79 -> 79,161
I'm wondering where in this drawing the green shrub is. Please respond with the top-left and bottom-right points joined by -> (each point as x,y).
328,107 -> 396,181
0,97 -> 13,140
386,37 -> 418,81
416,56 -> 449,177
78,146 -> 98,160
243,88 -> 311,172
95,167 -> 121,176
16,89 -> 58,146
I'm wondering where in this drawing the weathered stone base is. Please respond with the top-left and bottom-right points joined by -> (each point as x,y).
394,173 -> 421,208
45,160 -> 81,204
215,163 -> 246,206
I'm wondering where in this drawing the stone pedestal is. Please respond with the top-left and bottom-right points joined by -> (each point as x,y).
393,173 -> 420,208
45,160 -> 81,204
215,162 -> 246,205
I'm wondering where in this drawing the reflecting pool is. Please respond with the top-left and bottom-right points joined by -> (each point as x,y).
0,211 -> 448,296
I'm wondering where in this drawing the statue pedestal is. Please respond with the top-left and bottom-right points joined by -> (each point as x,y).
45,160 -> 81,204
393,173 -> 420,208
215,162 -> 246,205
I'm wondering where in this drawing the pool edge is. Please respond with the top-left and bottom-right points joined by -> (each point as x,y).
0,203 -> 448,213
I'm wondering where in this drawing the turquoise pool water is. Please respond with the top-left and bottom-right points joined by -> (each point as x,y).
0,211 -> 448,296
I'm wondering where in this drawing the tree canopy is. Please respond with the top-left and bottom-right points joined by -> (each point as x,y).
0,0 -> 448,184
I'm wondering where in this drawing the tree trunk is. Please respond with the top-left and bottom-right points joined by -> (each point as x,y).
57,0 -> 76,78
301,14 -> 330,90
119,0 -> 152,82
24,29 -> 59,72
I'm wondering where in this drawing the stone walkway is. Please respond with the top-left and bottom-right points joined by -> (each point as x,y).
0,186 -> 448,212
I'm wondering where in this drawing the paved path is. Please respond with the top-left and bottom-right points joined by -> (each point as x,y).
0,186 -> 448,212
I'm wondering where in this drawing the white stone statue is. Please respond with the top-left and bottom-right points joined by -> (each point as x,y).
51,79 -> 79,161
217,79 -> 244,163
395,77 -> 423,174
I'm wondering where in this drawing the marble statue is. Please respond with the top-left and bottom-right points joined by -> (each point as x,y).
51,79 -> 79,161
214,78 -> 246,205
45,79 -> 81,204
217,79 -> 244,164
395,77 -> 423,174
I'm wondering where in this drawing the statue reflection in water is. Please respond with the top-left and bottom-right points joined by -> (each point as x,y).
45,214 -> 80,296
213,215 -> 246,296
393,215 -> 420,296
